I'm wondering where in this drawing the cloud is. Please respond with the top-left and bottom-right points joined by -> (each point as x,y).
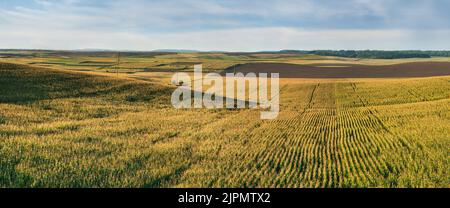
1,26 -> 449,51
0,0 -> 449,50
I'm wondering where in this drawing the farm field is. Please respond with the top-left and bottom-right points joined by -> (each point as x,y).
3,50 -> 450,74
0,52 -> 449,188
229,62 -> 450,78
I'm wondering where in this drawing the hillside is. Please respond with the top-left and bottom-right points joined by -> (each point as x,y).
0,63 -> 449,187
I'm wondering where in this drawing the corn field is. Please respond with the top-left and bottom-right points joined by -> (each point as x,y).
0,63 -> 448,187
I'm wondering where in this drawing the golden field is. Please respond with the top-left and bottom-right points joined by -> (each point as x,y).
0,52 -> 449,187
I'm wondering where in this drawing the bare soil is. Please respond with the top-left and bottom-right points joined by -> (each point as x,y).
224,62 -> 450,78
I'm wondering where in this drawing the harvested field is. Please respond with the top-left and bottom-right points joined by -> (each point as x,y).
226,62 -> 450,78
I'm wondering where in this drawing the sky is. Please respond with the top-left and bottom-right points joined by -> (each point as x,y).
0,0 -> 449,51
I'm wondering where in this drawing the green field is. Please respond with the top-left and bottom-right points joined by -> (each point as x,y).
0,52 -> 449,188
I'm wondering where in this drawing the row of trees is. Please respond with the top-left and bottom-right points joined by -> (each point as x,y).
280,50 -> 450,59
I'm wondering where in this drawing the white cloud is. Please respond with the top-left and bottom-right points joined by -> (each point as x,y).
1,26 -> 448,51
0,0 -> 449,50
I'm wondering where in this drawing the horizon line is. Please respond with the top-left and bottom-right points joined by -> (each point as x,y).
1,48 -> 450,53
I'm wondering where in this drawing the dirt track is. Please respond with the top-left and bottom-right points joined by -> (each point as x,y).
224,62 -> 450,78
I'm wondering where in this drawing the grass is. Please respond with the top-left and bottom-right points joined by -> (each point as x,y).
0,54 -> 449,188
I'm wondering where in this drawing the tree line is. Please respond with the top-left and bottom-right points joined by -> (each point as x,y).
279,50 -> 450,59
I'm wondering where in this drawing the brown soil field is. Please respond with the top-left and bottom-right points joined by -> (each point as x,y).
224,62 -> 450,78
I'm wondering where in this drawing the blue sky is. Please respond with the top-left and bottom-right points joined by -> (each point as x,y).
0,0 -> 449,51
